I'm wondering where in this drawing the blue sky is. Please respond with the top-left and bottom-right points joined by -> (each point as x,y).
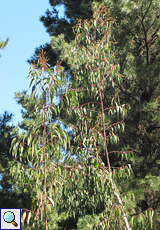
0,1 -> 64,126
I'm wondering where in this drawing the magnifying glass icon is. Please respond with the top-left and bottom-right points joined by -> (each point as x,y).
3,211 -> 18,227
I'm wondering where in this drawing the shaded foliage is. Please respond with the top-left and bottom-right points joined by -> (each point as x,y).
0,111 -> 31,209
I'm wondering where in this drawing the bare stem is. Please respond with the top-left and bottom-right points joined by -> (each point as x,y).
43,93 -> 47,230
98,70 -> 132,230
98,70 -> 111,172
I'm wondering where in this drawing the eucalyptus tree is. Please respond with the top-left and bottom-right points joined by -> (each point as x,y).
50,4 -> 154,229
29,0 -> 160,177
29,0 -> 160,183
10,52 -> 70,230
34,1 -> 160,225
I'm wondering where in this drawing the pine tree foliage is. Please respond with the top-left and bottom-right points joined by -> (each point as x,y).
27,0 -> 94,67
0,37 -> 9,49
0,37 -> 9,57
0,112 -> 32,209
